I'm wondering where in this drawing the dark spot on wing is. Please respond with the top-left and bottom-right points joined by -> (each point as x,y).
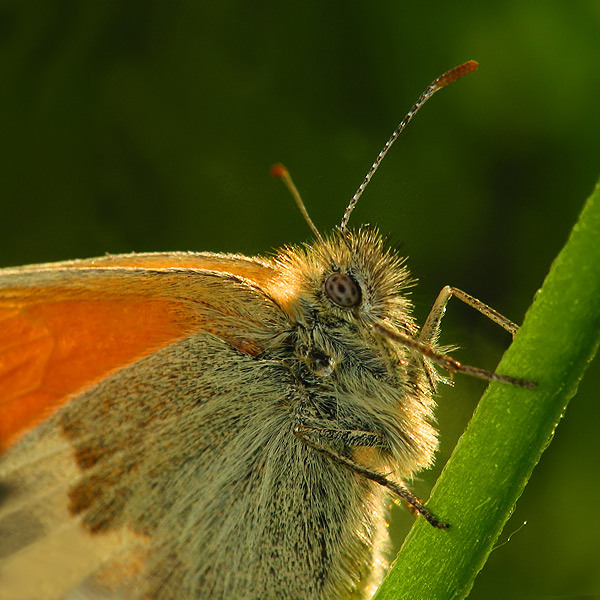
0,508 -> 45,559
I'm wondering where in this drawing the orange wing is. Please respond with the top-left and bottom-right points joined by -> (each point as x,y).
0,252 -> 279,450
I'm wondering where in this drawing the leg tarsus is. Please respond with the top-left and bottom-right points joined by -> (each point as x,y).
294,425 -> 449,529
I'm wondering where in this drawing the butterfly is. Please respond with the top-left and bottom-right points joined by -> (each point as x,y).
0,60 -> 532,600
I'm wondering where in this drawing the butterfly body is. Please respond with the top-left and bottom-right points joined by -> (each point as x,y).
0,228 -> 439,600
0,61 -> 507,600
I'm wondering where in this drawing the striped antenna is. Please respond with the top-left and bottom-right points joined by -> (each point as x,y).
339,60 -> 478,231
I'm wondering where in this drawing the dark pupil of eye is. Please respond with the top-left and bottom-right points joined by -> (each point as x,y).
325,273 -> 361,308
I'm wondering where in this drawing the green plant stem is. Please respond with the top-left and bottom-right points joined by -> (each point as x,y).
373,180 -> 600,600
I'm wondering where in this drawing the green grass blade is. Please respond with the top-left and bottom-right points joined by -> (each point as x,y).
372,180 -> 600,600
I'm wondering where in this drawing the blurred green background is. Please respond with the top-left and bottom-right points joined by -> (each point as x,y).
1,2 -> 598,598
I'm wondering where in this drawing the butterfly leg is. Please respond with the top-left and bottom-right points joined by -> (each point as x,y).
375,286 -> 534,388
293,423 -> 449,529
420,285 -> 518,346
375,322 -> 535,388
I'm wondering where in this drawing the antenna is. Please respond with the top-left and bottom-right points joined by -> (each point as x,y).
271,163 -> 325,245
339,60 -> 478,232
271,163 -> 338,266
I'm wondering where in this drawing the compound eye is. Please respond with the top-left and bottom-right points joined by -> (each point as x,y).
324,272 -> 362,308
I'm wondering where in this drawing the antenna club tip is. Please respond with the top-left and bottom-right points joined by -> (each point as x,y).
436,60 -> 479,88
271,163 -> 289,179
